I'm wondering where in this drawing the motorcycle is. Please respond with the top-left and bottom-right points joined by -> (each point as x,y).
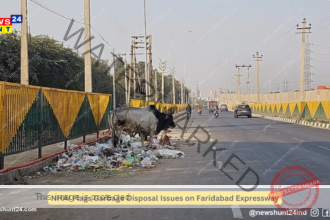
214,110 -> 219,118
198,109 -> 202,115
186,111 -> 191,120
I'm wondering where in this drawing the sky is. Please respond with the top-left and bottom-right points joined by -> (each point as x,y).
2,0 -> 330,96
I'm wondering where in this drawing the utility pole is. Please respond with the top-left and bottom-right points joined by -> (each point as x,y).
181,76 -> 184,104
253,52 -> 263,103
235,64 -> 251,103
171,31 -> 192,104
269,71 -> 272,93
21,0 -> 29,85
247,67 -> 251,103
170,68 -> 175,104
297,18 -> 312,92
235,65 -> 242,103
117,52 -> 127,105
112,50 -> 116,110
131,36 -> 148,99
196,80 -> 199,102
84,0 -> 92,92
282,60 -> 290,92
159,60 -> 167,103
125,53 -> 127,105
143,0 -> 148,103
246,67 -> 251,95
224,79 -> 228,104
131,36 -> 144,98
304,34 -> 313,90
129,40 -> 134,103
147,35 -> 153,101
133,44 -> 137,98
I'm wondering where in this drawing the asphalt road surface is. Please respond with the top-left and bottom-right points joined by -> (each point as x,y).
3,109 -> 329,219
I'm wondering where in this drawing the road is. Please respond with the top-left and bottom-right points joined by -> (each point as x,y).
27,109 -> 330,185
2,109 -> 330,219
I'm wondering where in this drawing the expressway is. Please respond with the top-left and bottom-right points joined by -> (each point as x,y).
84,108 -> 330,186
2,109 -> 330,220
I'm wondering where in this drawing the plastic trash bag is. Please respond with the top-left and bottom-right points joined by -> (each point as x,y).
88,156 -> 99,163
141,157 -> 152,168
157,149 -> 185,159
131,142 -> 142,148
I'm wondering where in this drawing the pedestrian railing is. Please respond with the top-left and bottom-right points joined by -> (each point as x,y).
130,99 -> 187,114
249,102 -> 330,120
0,81 -> 111,169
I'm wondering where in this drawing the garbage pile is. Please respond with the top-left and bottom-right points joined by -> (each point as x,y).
48,133 -> 185,173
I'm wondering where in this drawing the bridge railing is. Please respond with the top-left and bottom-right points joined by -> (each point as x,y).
249,102 -> 330,121
129,99 -> 187,113
0,81 -> 111,169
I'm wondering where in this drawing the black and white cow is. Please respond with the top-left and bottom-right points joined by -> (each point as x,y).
109,105 -> 175,147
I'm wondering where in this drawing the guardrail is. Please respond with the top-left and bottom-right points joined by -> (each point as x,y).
0,81 -> 111,169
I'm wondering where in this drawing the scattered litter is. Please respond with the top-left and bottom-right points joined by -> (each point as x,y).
41,132 -> 183,174
156,149 -> 185,159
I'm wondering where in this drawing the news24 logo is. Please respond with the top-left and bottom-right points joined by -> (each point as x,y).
0,15 -> 22,34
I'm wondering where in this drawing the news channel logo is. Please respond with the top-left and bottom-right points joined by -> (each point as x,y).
0,15 -> 22,34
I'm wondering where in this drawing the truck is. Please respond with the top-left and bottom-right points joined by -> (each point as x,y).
317,86 -> 330,90
207,101 -> 218,112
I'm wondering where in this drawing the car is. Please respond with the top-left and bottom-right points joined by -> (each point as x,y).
220,104 -> 228,111
234,104 -> 252,118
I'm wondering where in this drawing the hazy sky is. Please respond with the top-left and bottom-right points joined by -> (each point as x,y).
2,0 -> 330,96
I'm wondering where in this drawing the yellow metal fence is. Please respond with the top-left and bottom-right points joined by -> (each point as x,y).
231,102 -> 330,121
0,81 -> 111,160
129,99 -> 187,113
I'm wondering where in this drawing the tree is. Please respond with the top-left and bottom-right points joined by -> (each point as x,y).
0,32 -> 111,94
0,32 -> 190,105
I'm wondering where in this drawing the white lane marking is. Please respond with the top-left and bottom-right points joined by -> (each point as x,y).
292,138 -> 300,141
275,132 -> 280,134
165,168 -> 187,171
318,146 -> 330,151
231,205 -> 243,218
254,125 -> 258,127
217,161 -> 223,169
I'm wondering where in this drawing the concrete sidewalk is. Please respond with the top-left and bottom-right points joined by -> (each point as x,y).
3,111 -> 186,170
0,111 -> 186,184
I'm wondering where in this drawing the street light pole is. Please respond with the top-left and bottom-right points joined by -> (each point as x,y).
21,0 -> 29,85
171,30 -> 192,104
143,0 -> 148,103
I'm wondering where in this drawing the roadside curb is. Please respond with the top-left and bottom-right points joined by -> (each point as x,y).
228,108 -> 330,130
0,134 -> 110,185
0,112 -> 185,184
254,114 -> 330,130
